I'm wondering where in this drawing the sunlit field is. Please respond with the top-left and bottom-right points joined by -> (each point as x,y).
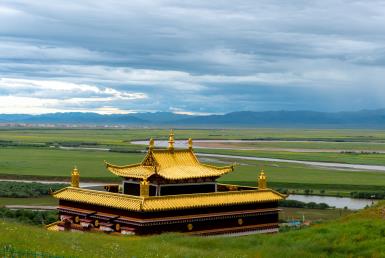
1,128 -> 385,196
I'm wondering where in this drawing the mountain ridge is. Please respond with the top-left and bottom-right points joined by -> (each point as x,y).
1,109 -> 385,128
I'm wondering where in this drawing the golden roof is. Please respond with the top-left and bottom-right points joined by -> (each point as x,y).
105,163 -> 154,178
54,187 -> 142,211
105,149 -> 233,180
45,221 -> 60,231
53,186 -> 285,212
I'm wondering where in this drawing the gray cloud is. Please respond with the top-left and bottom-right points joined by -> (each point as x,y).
1,0 -> 385,114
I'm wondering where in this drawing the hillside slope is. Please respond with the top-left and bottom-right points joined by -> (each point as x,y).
0,202 -> 384,258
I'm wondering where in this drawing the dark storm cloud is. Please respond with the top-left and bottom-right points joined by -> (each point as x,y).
0,0 -> 385,114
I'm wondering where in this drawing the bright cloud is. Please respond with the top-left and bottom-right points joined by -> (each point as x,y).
1,0 -> 385,114
0,78 -> 147,114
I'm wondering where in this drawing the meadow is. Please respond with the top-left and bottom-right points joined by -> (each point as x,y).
0,201 -> 383,258
2,127 -> 385,144
0,127 -> 384,257
0,146 -> 384,197
0,146 -> 142,180
196,140 -> 385,151
1,128 -> 385,197
200,148 -> 385,165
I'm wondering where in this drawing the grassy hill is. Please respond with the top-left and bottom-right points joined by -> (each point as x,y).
0,202 -> 384,258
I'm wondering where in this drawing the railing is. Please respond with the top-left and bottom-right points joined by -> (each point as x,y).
1,245 -> 76,258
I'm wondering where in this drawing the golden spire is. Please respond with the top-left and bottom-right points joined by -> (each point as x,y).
188,138 -> 193,150
168,129 -> 175,151
258,168 -> 267,190
71,166 -> 80,188
149,138 -> 154,150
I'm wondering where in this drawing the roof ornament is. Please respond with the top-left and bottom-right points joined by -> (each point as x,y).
149,138 -> 154,150
71,166 -> 80,188
140,179 -> 150,197
168,129 -> 175,151
258,168 -> 267,190
188,138 -> 193,150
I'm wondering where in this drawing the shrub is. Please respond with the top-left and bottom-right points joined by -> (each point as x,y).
0,208 -> 58,225
0,182 -> 68,198
350,191 -> 385,199
279,200 -> 330,209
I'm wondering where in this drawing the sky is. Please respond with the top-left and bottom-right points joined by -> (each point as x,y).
1,0 -> 385,115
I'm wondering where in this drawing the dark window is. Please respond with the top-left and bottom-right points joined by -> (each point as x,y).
123,182 -> 157,196
160,183 -> 215,196
123,182 -> 140,196
149,185 -> 157,196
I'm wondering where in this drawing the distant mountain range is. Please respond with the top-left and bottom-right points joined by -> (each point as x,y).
1,109 -> 385,128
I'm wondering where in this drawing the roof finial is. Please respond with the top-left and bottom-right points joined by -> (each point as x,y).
168,129 -> 175,151
149,138 -> 154,150
188,137 -> 193,150
258,167 -> 267,190
71,166 -> 80,188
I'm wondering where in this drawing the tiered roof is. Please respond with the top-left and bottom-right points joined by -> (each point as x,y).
52,131 -> 286,212
105,134 -> 234,180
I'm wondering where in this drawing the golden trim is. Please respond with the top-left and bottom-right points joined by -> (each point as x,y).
45,221 -> 61,231
53,187 -> 285,212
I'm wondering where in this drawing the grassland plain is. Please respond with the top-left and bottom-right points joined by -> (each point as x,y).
199,148 -> 385,165
3,128 -> 385,165
0,147 -> 142,179
1,128 -> 385,196
3,128 -> 385,144
196,140 -> 385,151
220,159 -> 385,186
0,202 -> 384,258
219,159 -> 385,196
1,147 -> 385,192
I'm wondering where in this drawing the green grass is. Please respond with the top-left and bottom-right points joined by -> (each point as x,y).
2,128 -> 385,145
200,148 -> 385,165
0,147 -> 143,179
219,160 -> 385,187
220,162 -> 385,197
1,146 -> 385,196
1,128 -> 385,197
2,128 -> 385,165
1,146 -> 384,187
203,140 -> 385,151
0,202 -> 384,258
279,207 -> 354,222
0,196 -> 57,207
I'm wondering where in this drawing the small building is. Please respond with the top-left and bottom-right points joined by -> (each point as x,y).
47,131 -> 286,236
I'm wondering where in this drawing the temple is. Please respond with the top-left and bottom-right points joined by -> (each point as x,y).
47,131 -> 286,236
